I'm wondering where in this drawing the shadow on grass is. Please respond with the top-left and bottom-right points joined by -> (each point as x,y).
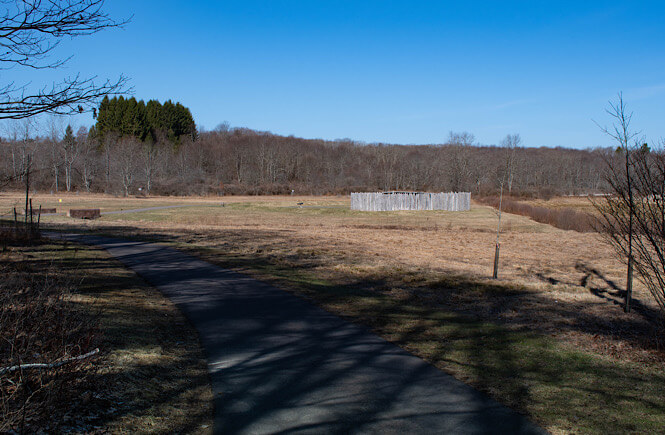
1,240 -> 213,434
285,273 -> 665,433
42,223 -> 665,432
52,232 -> 544,434
534,261 -> 663,330
186,239 -> 665,432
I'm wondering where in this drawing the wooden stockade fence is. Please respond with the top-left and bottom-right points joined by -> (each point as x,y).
351,192 -> 471,212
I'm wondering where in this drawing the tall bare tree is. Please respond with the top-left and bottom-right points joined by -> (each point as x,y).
493,134 -> 519,279
112,137 -> 138,197
502,134 -> 521,194
594,94 -> 640,312
446,131 -> 475,192
140,142 -> 162,196
61,124 -> 78,191
77,126 -> 97,192
4,118 -> 36,182
46,116 -> 63,191
596,142 -> 665,316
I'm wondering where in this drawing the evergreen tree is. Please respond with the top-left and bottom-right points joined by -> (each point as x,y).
95,96 -> 195,146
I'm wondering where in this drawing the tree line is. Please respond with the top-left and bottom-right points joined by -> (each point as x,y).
0,120 -> 610,197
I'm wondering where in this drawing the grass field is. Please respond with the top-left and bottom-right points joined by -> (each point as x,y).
0,233 -> 213,433
3,191 -> 664,433
519,195 -> 602,214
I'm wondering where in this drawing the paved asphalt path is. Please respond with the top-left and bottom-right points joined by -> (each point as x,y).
52,233 -> 545,435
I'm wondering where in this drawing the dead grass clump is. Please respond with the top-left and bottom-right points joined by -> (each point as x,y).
0,256 -> 99,433
0,225 -> 41,250
478,196 -> 595,232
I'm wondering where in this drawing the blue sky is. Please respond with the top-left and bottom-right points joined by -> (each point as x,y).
3,0 -> 665,148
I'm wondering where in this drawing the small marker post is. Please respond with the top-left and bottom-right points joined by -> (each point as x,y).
493,243 -> 500,279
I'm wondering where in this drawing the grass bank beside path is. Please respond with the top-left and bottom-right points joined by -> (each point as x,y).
1,237 -> 213,433
18,192 -> 665,433
50,226 -> 664,434
172,242 -> 665,435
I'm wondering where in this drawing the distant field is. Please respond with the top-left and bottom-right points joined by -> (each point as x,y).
5,191 -> 664,433
11,192 -> 627,293
0,191 -> 219,215
3,191 -> 655,327
519,195 -> 601,214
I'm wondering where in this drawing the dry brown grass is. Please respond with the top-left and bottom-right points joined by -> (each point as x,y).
0,240 -> 98,432
520,195 -> 601,214
9,191 -> 665,432
0,236 -> 213,433
476,196 -> 596,232
27,192 -> 661,359
0,191 -> 331,215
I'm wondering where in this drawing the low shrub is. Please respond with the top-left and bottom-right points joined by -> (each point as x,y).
0,250 -> 99,432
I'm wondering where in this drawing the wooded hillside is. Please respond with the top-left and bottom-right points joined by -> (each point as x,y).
0,123 -> 609,197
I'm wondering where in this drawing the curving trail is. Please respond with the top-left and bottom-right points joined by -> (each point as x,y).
51,232 -> 544,435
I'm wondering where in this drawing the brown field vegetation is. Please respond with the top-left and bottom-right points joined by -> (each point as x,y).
3,191 -> 664,433
0,231 -> 212,433
7,192 -> 660,353
477,195 -> 597,232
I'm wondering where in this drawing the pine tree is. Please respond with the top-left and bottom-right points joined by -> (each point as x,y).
95,96 -> 196,146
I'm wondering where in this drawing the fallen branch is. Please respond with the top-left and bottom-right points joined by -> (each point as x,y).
0,348 -> 99,376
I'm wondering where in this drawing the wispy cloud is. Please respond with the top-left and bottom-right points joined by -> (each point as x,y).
491,99 -> 534,110
624,84 -> 665,101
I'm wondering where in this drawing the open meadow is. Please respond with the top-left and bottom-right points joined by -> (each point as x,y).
3,191 -> 664,433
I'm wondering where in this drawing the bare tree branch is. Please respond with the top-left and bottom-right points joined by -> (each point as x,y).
593,94 -> 665,316
0,0 -> 131,119
0,348 -> 99,375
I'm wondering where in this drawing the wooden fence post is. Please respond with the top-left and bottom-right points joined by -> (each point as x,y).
493,243 -> 500,279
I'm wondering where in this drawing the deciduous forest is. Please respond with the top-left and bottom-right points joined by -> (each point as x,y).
1,111 -> 609,197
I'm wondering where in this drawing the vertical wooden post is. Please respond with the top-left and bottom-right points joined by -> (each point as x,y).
37,205 -> 42,231
626,256 -> 633,313
24,154 -> 30,226
493,243 -> 500,279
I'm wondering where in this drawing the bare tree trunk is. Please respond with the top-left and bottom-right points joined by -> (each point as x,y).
105,143 -> 111,192
24,155 -> 30,225
11,146 -> 17,179
594,93 -> 638,313
83,166 -> 91,192
625,149 -> 634,313
65,165 -> 71,191
493,182 -> 504,279
493,134 -> 519,279
54,163 -> 59,192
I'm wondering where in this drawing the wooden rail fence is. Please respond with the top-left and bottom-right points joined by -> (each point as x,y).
351,192 -> 471,212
